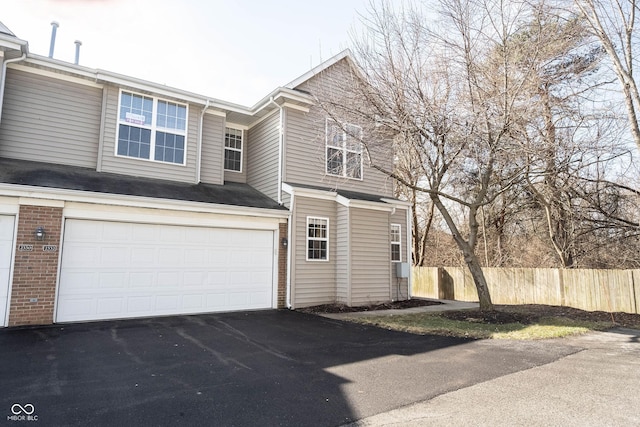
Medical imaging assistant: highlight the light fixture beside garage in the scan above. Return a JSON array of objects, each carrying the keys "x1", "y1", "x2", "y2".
[
  {"x1": 35, "y1": 226, "x2": 46, "y2": 241},
  {"x1": 281, "y1": 237, "x2": 288, "y2": 247}
]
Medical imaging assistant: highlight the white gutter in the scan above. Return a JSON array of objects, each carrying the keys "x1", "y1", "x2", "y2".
[
  {"x1": 269, "y1": 97, "x2": 284, "y2": 204},
  {"x1": 0, "y1": 53, "x2": 26, "y2": 124},
  {"x1": 196, "y1": 100, "x2": 210, "y2": 183}
]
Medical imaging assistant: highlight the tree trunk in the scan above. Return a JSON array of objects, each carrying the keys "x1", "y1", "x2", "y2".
[
  {"x1": 431, "y1": 195, "x2": 494, "y2": 311},
  {"x1": 465, "y1": 251, "x2": 494, "y2": 311}
]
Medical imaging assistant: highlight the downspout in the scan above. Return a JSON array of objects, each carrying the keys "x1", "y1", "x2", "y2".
[
  {"x1": 196, "y1": 100, "x2": 210, "y2": 183},
  {"x1": 286, "y1": 192, "x2": 294, "y2": 309},
  {"x1": 0, "y1": 53, "x2": 27, "y2": 125},
  {"x1": 268, "y1": 97, "x2": 289, "y2": 305},
  {"x1": 268, "y1": 97, "x2": 284, "y2": 204}
]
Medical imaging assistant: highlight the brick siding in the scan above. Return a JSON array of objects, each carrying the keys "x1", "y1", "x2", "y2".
[{"x1": 8, "y1": 205, "x2": 63, "y2": 326}]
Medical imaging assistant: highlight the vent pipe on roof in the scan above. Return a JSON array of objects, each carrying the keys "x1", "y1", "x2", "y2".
[
  {"x1": 74, "y1": 40, "x2": 82, "y2": 65},
  {"x1": 48, "y1": 21, "x2": 59, "y2": 58}
]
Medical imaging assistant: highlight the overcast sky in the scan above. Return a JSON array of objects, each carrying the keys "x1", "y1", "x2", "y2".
[{"x1": 2, "y1": 0, "x2": 371, "y2": 106}]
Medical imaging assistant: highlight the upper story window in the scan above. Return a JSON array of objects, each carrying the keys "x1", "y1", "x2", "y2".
[
  {"x1": 117, "y1": 91, "x2": 187, "y2": 165},
  {"x1": 307, "y1": 217, "x2": 329, "y2": 261},
  {"x1": 326, "y1": 119, "x2": 363, "y2": 179},
  {"x1": 224, "y1": 127, "x2": 243, "y2": 172},
  {"x1": 391, "y1": 224, "x2": 402, "y2": 262}
]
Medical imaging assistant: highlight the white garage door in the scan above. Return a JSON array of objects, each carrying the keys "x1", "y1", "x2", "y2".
[
  {"x1": 56, "y1": 219, "x2": 275, "y2": 322},
  {"x1": 0, "y1": 215, "x2": 15, "y2": 327}
]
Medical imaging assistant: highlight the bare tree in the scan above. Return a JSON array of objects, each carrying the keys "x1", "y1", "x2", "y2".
[
  {"x1": 506, "y1": 9, "x2": 607, "y2": 267},
  {"x1": 316, "y1": 0, "x2": 559, "y2": 311},
  {"x1": 393, "y1": 132, "x2": 435, "y2": 266},
  {"x1": 573, "y1": 0, "x2": 640, "y2": 152}
]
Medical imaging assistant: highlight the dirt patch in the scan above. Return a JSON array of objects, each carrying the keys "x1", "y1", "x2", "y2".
[
  {"x1": 299, "y1": 299, "x2": 442, "y2": 314},
  {"x1": 301, "y1": 301, "x2": 640, "y2": 329},
  {"x1": 441, "y1": 304, "x2": 640, "y2": 328}
]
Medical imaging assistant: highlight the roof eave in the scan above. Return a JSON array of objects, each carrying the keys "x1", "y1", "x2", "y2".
[{"x1": 0, "y1": 33, "x2": 29, "y2": 54}]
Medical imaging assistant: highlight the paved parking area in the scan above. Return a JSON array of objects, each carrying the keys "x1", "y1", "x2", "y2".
[
  {"x1": 351, "y1": 328, "x2": 640, "y2": 426},
  {"x1": 0, "y1": 310, "x2": 581, "y2": 426}
]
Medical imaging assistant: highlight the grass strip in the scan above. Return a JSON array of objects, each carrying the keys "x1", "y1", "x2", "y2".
[{"x1": 347, "y1": 313, "x2": 614, "y2": 340}]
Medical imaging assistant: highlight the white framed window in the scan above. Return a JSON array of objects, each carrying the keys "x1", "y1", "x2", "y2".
[
  {"x1": 326, "y1": 119, "x2": 363, "y2": 179},
  {"x1": 307, "y1": 217, "x2": 329, "y2": 261},
  {"x1": 224, "y1": 127, "x2": 243, "y2": 172},
  {"x1": 391, "y1": 224, "x2": 402, "y2": 262},
  {"x1": 116, "y1": 90, "x2": 188, "y2": 165}
]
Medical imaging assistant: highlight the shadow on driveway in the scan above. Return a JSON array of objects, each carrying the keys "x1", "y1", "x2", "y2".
[{"x1": 0, "y1": 310, "x2": 579, "y2": 426}]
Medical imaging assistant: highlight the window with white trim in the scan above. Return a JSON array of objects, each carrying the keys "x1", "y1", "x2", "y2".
[
  {"x1": 326, "y1": 119, "x2": 363, "y2": 179},
  {"x1": 307, "y1": 217, "x2": 329, "y2": 261},
  {"x1": 224, "y1": 127, "x2": 243, "y2": 172},
  {"x1": 391, "y1": 224, "x2": 402, "y2": 262},
  {"x1": 117, "y1": 91, "x2": 187, "y2": 165}
]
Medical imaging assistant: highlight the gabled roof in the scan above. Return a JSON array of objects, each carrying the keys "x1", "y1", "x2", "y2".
[
  {"x1": 0, "y1": 157, "x2": 286, "y2": 211},
  {"x1": 1, "y1": 24, "x2": 353, "y2": 126},
  {"x1": 284, "y1": 49, "x2": 354, "y2": 90},
  {"x1": 0, "y1": 22, "x2": 16, "y2": 37}
]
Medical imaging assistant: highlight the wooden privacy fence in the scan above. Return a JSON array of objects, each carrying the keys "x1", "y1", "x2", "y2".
[{"x1": 412, "y1": 267, "x2": 640, "y2": 314}]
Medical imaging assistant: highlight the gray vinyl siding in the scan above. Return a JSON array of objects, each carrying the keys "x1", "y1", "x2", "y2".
[
  {"x1": 336, "y1": 204, "x2": 350, "y2": 304},
  {"x1": 280, "y1": 192, "x2": 291, "y2": 210},
  {"x1": 291, "y1": 196, "x2": 336, "y2": 308},
  {"x1": 286, "y1": 60, "x2": 393, "y2": 197},
  {"x1": 391, "y1": 207, "x2": 410, "y2": 300},
  {"x1": 200, "y1": 114, "x2": 224, "y2": 185},
  {"x1": 247, "y1": 111, "x2": 279, "y2": 200},
  {"x1": 0, "y1": 68, "x2": 101, "y2": 168},
  {"x1": 99, "y1": 85, "x2": 199, "y2": 183},
  {"x1": 350, "y1": 208, "x2": 392, "y2": 306}
]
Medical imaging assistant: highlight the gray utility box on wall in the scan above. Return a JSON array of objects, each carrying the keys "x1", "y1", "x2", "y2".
[{"x1": 395, "y1": 262, "x2": 410, "y2": 278}]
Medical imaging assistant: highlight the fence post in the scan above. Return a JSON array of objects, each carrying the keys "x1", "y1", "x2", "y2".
[
  {"x1": 557, "y1": 268, "x2": 565, "y2": 307},
  {"x1": 631, "y1": 270, "x2": 638, "y2": 315}
]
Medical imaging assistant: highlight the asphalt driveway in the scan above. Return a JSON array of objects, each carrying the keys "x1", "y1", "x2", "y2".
[{"x1": 0, "y1": 310, "x2": 579, "y2": 426}]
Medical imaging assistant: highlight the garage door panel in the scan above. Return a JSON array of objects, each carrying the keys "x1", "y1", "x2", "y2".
[
  {"x1": 57, "y1": 220, "x2": 275, "y2": 322},
  {"x1": 64, "y1": 220, "x2": 99, "y2": 241},
  {"x1": 156, "y1": 295, "x2": 180, "y2": 311},
  {"x1": 132, "y1": 224, "x2": 156, "y2": 241},
  {"x1": 158, "y1": 272, "x2": 181, "y2": 287},
  {"x1": 208, "y1": 249, "x2": 229, "y2": 264},
  {"x1": 251, "y1": 291, "x2": 271, "y2": 305},
  {"x1": 182, "y1": 294, "x2": 205, "y2": 310},
  {"x1": 131, "y1": 247, "x2": 155, "y2": 264},
  {"x1": 100, "y1": 246, "x2": 129, "y2": 266},
  {"x1": 59, "y1": 271, "x2": 97, "y2": 291},
  {"x1": 59, "y1": 297, "x2": 97, "y2": 318},
  {"x1": 207, "y1": 272, "x2": 228, "y2": 285},
  {"x1": 97, "y1": 297, "x2": 124, "y2": 315},
  {"x1": 185, "y1": 249, "x2": 206, "y2": 265},
  {"x1": 61, "y1": 245, "x2": 98, "y2": 266},
  {"x1": 183, "y1": 272, "x2": 205, "y2": 286},
  {"x1": 127, "y1": 296, "x2": 153, "y2": 314},
  {"x1": 100, "y1": 273, "x2": 127, "y2": 289},
  {"x1": 103, "y1": 222, "x2": 131, "y2": 240},
  {"x1": 206, "y1": 293, "x2": 227, "y2": 308}
]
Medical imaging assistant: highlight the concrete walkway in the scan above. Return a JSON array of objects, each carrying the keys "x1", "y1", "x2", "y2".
[{"x1": 348, "y1": 327, "x2": 640, "y2": 426}]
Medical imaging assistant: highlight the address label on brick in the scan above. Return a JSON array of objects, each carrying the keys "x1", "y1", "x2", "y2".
[
  {"x1": 18, "y1": 244, "x2": 34, "y2": 252},
  {"x1": 42, "y1": 245, "x2": 58, "y2": 252}
]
